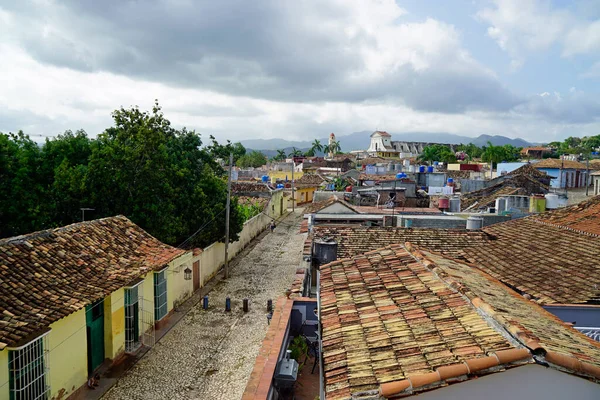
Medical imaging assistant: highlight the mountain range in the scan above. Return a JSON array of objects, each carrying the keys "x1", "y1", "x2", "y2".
[{"x1": 241, "y1": 131, "x2": 532, "y2": 155}]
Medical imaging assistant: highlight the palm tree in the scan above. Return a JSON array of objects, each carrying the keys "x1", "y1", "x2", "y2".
[
  {"x1": 274, "y1": 149, "x2": 286, "y2": 161},
  {"x1": 328, "y1": 140, "x2": 341, "y2": 155},
  {"x1": 311, "y1": 139, "x2": 323, "y2": 155},
  {"x1": 288, "y1": 147, "x2": 302, "y2": 157},
  {"x1": 417, "y1": 146, "x2": 439, "y2": 165},
  {"x1": 482, "y1": 141, "x2": 505, "y2": 171}
]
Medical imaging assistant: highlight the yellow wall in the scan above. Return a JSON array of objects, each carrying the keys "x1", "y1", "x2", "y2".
[
  {"x1": 104, "y1": 288, "x2": 125, "y2": 359},
  {"x1": 296, "y1": 187, "x2": 316, "y2": 204},
  {"x1": 167, "y1": 252, "x2": 194, "y2": 310},
  {"x1": 48, "y1": 308, "x2": 88, "y2": 399},
  {"x1": 269, "y1": 171, "x2": 303, "y2": 182},
  {"x1": 0, "y1": 349, "x2": 8, "y2": 400}
]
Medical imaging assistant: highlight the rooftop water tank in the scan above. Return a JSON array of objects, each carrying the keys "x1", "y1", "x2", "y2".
[
  {"x1": 276, "y1": 183, "x2": 284, "y2": 189},
  {"x1": 449, "y1": 197, "x2": 461, "y2": 213},
  {"x1": 466, "y1": 216, "x2": 484, "y2": 230},
  {"x1": 427, "y1": 166, "x2": 434, "y2": 173},
  {"x1": 447, "y1": 178, "x2": 454, "y2": 183},
  {"x1": 545, "y1": 193, "x2": 559, "y2": 209},
  {"x1": 495, "y1": 197, "x2": 507, "y2": 213},
  {"x1": 403, "y1": 159, "x2": 410, "y2": 168},
  {"x1": 438, "y1": 198, "x2": 450, "y2": 209},
  {"x1": 408, "y1": 165, "x2": 416, "y2": 173},
  {"x1": 261, "y1": 175, "x2": 269, "y2": 183},
  {"x1": 313, "y1": 238, "x2": 338, "y2": 266},
  {"x1": 419, "y1": 165, "x2": 426, "y2": 173}
]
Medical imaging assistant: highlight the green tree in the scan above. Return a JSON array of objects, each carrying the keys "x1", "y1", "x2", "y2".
[
  {"x1": 304, "y1": 148, "x2": 315, "y2": 157},
  {"x1": 311, "y1": 139, "x2": 324, "y2": 155},
  {"x1": 481, "y1": 141, "x2": 506, "y2": 168},
  {"x1": 206, "y1": 136, "x2": 246, "y2": 164},
  {"x1": 288, "y1": 147, "x2": 302, "y2": 157},
  {"x1": 328, "y1": 140, "x2": 341, "y2": 155},
  {"x1": 237, "y1": 150, "x2": 268, "y2": 168},
  {"x1": 0, "y1": 131, "x2": 50, "y2": 237},
  {"x1": 273, "y1": 149, "x2": 287, "y2": 161},
  {"x1": 418, "y1": 144, "x2": 455, "y2": 164}
]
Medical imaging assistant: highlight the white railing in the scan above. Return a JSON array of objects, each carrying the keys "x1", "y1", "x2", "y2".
[{"x1": 575, "y1": 327, "x2": 600, "y2": 342}]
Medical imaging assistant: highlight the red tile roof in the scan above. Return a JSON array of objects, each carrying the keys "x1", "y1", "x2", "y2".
[
  {"x1": 461, "y1": 217, "x2": 600, "y2": 304},
  {"x1": 310, "y1": 226, "x2": 493, "y2": 259},
  {"x1": 534, "y1": 159, "x2": 587, "y2": 169},
  {"x1": 0, "y1": 216, "x2": 186, "y2": 348},
  {"x1": 320, "y1": 244, "x2": 600, "y2": 399},
  {"x1": 531, "y1": 195, "x2": 600, "y2": 236}
]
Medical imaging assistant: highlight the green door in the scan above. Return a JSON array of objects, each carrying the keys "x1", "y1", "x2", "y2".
[{"x1": 86, "y1": 300, "x2": 105, "y2": 374}]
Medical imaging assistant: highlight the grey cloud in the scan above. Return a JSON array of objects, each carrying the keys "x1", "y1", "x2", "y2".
[
  {"x1": 1, "y1": 0, "x2": 520, "y2": 114},
  {"x1": 514, "y1": 92, "x2": 600, "y2": 124}
]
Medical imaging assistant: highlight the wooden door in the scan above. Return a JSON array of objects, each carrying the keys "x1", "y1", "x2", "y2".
[
  {"x1": 193, "y1": 261, "x2": 200, "y2": 291},
  {"x1": 86, "y1": 300, "x2": 105, "y2": 374}
]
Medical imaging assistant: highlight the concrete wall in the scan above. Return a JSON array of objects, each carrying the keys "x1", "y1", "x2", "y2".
[
  {"x1": 460, "y1": 179, "x2": 487, "y2": 193},
  {"x1": 48, "y1": 308, "x2": 88, "y2": 399},
  {"x1": 399, "y1": 216, "x2": 467, "y2": 229},
  {"x1": 195, "y1": 192, "x2": 283, "y2": 288},
  {"x1": 168, "y1": 252, "x2": 194, "y2": 309}
]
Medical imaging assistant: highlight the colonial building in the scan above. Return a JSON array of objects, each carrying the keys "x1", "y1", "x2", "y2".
[{"x1": 367, "y1": 131, "x2": 455, "y2": 159}]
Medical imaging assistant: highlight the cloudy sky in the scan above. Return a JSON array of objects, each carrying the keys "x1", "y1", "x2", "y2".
[{"x1": 1, "y1": 0, "x2": 599, "y2": 143}]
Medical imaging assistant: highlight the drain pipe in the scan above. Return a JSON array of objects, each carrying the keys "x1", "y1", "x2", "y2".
[{"x1": 317, "y1": 268, "x2": 325, "y2": 400}]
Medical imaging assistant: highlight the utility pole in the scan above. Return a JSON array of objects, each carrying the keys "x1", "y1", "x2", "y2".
[
  {"x1": 586, "y1": 153, "x2": 590, "y2": 196},
  {"x1": 224, "y1": 152, "x2": 233, "y2": 279},
  {"x1": 291, "y1": 158, "x2": 295, "y2": 212}
]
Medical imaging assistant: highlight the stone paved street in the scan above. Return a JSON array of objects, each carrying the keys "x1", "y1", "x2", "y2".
[{"x1": 103, "y1": 210, "x2": 305, "y2": 400}]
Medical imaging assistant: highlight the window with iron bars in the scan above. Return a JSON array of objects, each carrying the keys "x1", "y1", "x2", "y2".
[
  {"x1": 154, "y1": 269, "x2": 168, "y2": 321},
  {"x1": 9, "y1": 334, "x2": 50, "y2": 400},
  {"x1": 125, "y1": 283, "x2": 141, "y2": 353}
]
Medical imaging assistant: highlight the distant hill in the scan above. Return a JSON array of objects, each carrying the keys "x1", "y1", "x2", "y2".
[{"x1": 241, "y1": 132, "x2": 531, "y2": 154}]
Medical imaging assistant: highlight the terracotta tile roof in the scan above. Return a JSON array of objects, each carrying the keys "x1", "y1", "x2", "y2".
[
  {"x1": 302, "y1": 196, "x2": 359, "y2": 215},
  {"x1": 320, "y1": 245, "x2": 516, "y2": 399},
  {"x1": 358, "y1": 157, "x2": 387, "y2": 165},
  {"x1": 530, "y1": 195, "x2": 600, "y2": 236},
  {"x1": 311, "y1": 226, "x2": 493, "y2": 259},
  {"x1": 534, "y1": 158, "x2": 587, "y2": 169},
  {"x1": 320, "y1": 244, "x2": 600, "y2": 398},
  {"x1": 461, "y1": 174, "x2": 548, "y2": 211},
  {"x1": 460, "y1": 217, "x2": 600, "y2": 304},
  {"x1": 232, "y1": 182, "x2": 271, "y2": 194},
  {"x1": 508, "y1": 163, "x2": 551, "y2": 178},
  {"x1": 417, "y1": 249, "x2": 600, "y2": 371},
  {"x1": 0, "y1": 216, "x2": 186, "y2": 348},
  {"x1": 294, "y1": 173, "x2": 325, "y2": 188}
]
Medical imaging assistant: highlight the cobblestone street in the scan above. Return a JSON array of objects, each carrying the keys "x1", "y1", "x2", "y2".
[{"x1": 103, "y1": 210, "x2": 305, "y2": 400}]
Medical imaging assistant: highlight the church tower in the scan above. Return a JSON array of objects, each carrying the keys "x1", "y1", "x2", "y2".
[{"x1": 328, "y1": 132, "x2": 336, "y2": 159}]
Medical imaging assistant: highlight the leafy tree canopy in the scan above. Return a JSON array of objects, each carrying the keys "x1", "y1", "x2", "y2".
[
  {"x1": 0, "y1": 101, "x2": 244, "y2": 248},
  {"x1": 237, "y1": 150, "x2": 268, "y2": 168}
]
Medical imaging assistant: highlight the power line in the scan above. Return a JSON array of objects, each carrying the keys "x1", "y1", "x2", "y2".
[{"x1": 177, "y1": 208, "x2": 226, "y2": 249}]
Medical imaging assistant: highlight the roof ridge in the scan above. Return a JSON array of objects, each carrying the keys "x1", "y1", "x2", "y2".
[
  {"x1": 379, "y1": 348, "x2": 532, "y2": 398},
  {"x1": 0, "y1": 215, "x2": 131, "y2": 245}
]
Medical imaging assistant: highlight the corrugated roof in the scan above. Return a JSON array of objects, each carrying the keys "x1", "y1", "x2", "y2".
[{"x1": 0, "y1": 216, "x2": 186, "y2": 348}]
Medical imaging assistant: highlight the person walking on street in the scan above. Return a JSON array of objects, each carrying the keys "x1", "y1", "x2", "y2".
[{"x1": 270, "y1": 220, "x2": 276, "y2": 232}]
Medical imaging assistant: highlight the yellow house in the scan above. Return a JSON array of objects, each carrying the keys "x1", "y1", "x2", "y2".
[
  {"x1": 293, "y1": 174, "x2": 325, "y2": 205},
  {"x1": 0, "y1": 216, "x2": 191, "y2": 400}
]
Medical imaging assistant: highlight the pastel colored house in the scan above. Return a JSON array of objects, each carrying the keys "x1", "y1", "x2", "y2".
[
  {"x1": 533, "y1": 158, "x2": 589, "y2": 189},
  {"x1": 0, "y1": 216, "x2": 192, "y2": 399},
  {"x1": 592, "y1": 171, "x2": 600, "y2": 196},
  {"x1": 293, "y1": 174, "x2": 325, "y2": 205}
]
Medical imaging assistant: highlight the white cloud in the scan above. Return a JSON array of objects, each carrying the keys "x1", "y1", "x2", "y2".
[
  {"x1": 477, "y1": 0, "x2": 600, "y2": 65},
  {"x1": 581, "y1": 61, "x2": 600, "y2": 79}
]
